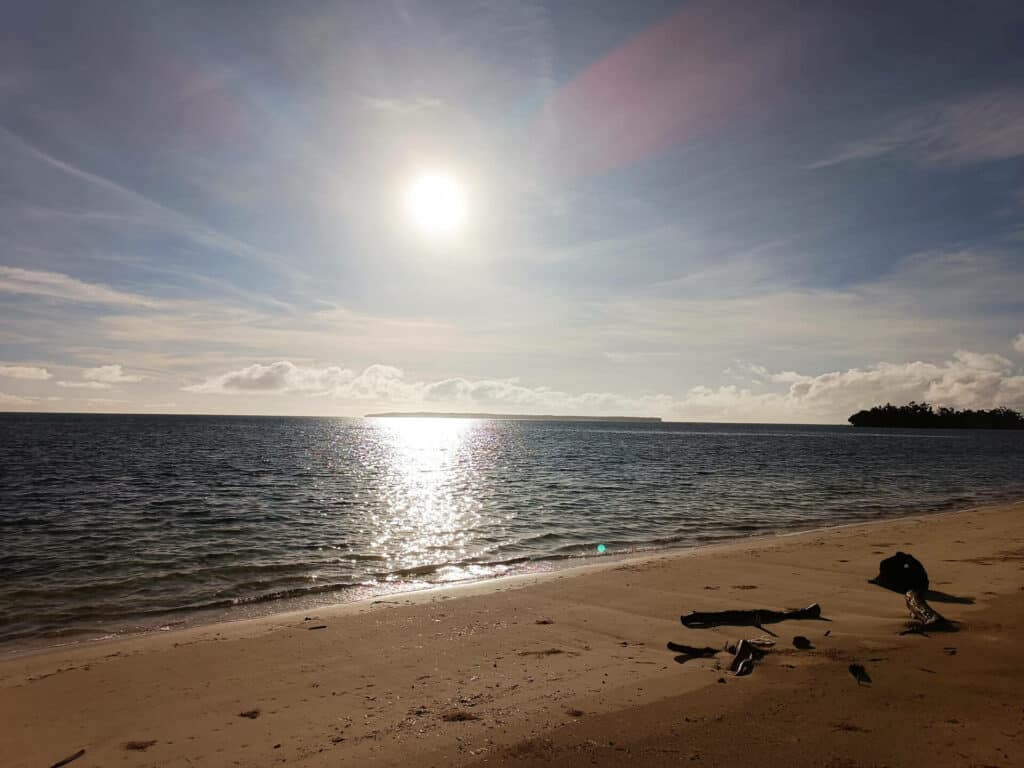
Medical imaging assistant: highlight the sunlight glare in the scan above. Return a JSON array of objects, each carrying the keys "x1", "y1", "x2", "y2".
[
  {"x1": 366, "y1": 418, "x2": 480, "y2": 575},
  {"x1": 405, "y1": 171, "x2": 467, "y2": 236}
]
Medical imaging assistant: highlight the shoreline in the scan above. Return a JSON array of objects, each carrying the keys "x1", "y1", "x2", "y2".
[
  {"x1": 4, "y1": 498, "x2": 1024, "y2": 766},
  {"x1": 5, "y1": 492, "x2": 1023, "y2": 660}
]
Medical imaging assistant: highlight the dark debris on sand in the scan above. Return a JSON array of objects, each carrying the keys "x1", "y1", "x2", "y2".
[
  {"x1": 441, "y1": 709, "x2": 481, "y2": 722},
  {"x1": 124, "y1": 740, "x2": 157, "y2": 751}
]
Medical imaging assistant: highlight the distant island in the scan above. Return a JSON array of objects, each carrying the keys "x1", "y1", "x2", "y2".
[
  {"x1": 849, "y1": 402, "x2": 1024, "y2": 429},
  {"x1": 365, "y1": 412, "x2": 662, "y2": 423}
]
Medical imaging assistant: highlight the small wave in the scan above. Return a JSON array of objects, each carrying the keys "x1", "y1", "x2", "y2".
[{"x1": 150, "y1": 580, "x2": 366, "y2": 614}]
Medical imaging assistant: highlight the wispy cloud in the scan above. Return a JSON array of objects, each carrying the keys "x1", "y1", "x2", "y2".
[
  {"x1": 0, "y1": 126, "x2": 289, "y2": 274},
  {"x1": 0, "y1": 364, "x2": 52, "y2": 380},
  {"x1": 0, "y1": 391, "x2": 40, "y2": 406},
  {"x1": 0, "y1": 266, "x2": 160, "y2": 308},
  {"x1": 57, "y1": 380, "x2": 111, "y2": 390},
  {"x1": 363, "y1": 96, "x2": 443, "y2": 114},
  {"x1": 1015, "y1": 334, "x2": 1024, "y2": 355},
  {"x1": 809, "y1": 87, "x2": 1024, "y2": 170}
]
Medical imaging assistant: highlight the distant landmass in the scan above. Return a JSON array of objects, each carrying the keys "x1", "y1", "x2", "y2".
[
  {"x1": 849, "y1": 402, "x2": 1024, "y2": 429},
  {"x1": 365, "y1": 411, "x2": 662, "y2": 423}
]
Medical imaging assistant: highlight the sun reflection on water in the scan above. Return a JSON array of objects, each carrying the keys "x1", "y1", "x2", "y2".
[{"x1": 366, "y1": 418, "x2": 489, "y2": 580}]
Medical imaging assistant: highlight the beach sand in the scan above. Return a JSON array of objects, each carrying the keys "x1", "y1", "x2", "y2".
[{"x1": 3, "y1": 501, "x2": 1023, "y2": 767}]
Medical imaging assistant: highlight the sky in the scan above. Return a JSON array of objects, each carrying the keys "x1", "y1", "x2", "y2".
[{"x1": 1, "y1": 0, "x2": 1023, "y2": 423}]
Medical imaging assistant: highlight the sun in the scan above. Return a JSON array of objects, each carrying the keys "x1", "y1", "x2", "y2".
[{"x1": 405, "y1": 171, "x2": 467, "y2": 236}]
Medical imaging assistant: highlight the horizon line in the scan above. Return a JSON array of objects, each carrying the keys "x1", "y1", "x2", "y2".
[{"x1": 0, "y1": 409, "x2": 850, "y2": 426}]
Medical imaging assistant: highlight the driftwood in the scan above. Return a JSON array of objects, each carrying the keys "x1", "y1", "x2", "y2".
[
  {"x1": 903, "y1": 590, "x2": 956, "y2": 633},
  {"x1": 50, "y1": 749, "x2": 85, "y2": 768},
  {"x1": 666, "y1": 641, "x2": 719, "y2": 664},
  {"x1": 681, "y1": 603, "x2": 822, "y2": 629},
  {"x1": 666, "y1": 641, "x2": 718, "y2": 657}
]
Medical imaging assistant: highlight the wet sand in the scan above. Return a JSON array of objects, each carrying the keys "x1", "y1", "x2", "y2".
[{"x1": 2, "y1": 500, "x2": 1023, "y2": 767}]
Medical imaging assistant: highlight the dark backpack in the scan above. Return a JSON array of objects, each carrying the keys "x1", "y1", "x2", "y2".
[{"x1": 869, "y1": 551, "x2": 929, "y2": 594}]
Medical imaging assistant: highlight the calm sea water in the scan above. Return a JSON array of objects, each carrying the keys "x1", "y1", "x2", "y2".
[{"x1": 2, "y1": 414, "x2": 1022, "y2": 648}]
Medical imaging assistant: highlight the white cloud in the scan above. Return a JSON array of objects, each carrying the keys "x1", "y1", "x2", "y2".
[
  {"x1": 698, "y1": 349, "x2": 1024, "y2": 421},
  {"x1": 0, "y1": 266, "x2": 160, "y2": 308},
  {"x1": 82, "y1": 364, "x2": 144, "y2": 383},
  {"x1": 1015, "y1": 334, "x2": 1024, "y2": 355},
  {"x1": 55, "y1": 364, "x2": 145, "y2": 391},
  {"x1": 184, "y1": 361, "x2": 413, "y2": 400},
  {"x1": 0, "y1": 364, "x2": 52, "y2": 380},
  {"x1": 363, "y1": 96, "x2": 443, "y2": 114},
  {"x1": 184, "y1": 344, "x2": 1024, "y2": 423},
  {"x1": 0, "y1": 391, "x2": 39, "y2": 406},
  {"x1": 57, "y1": 380, "x2": 112, "y2": 390},
  {"x1": 184, "y1": 361, "x2": 350, "y2": 394}
]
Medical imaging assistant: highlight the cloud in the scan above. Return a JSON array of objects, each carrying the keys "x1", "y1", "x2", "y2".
[
  {"x1": 1015, "y1": 334, "x2": 1024, "y2": 355},
  {"x1": 810, "y1": 87, "x2": 1024, "y2": 170},
  {"x1": 0, "y1": 266, "x2": 160, "y2": 308},
  {"x1": 704, "y1": 349, "x2": 1024, "y2": 421},
  {"x1": 184, "y1": 361, "x2": 350, "y2": 394},
  {"x1": 82, "y1": 364, "x2": 144, "y2": 383},
  {"x1": 0, "y1": 127, "x2": 286, "y2": 275},
  {"x1": 363, "y1": 96, "x2": 443, "y2": 114},
  {"x1": 0, "y1": 391, "x2": 39, "y2": 406},
  {"x1": 184, "y1": 361, "x2": 412, "y2": 400},
  {"x1": 184, "y1": 344, "x2": 1024, "y2": 423},
  {"x1": 929, "y1": 88, "x2": 1024, "y2": 166},
  {"x1": 0, "y1": 364, "x2": 52, "y2": 380},
  {"x1": 57, "y1": 380, "x2": 112, "y2": 390},
  {"x1": 54, "y1": 364, "x2": 145, "y2": 391}
]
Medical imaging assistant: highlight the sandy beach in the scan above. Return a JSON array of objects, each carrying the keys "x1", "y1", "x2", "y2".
[{"x1": 3, "y1": 500, "x2": 1023, "y2": 768}]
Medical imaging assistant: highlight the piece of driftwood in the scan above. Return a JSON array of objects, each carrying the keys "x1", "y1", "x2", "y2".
[
  {"x1": 666, "y1": 641, "x2": 718, "y2": 656},
  {"x1": 50, "y1": 749, "x2": 85, "y2": 768},
  {"x1": 903, "y1": 590, "x2": 956, "y2": 632},
  {"x1": 666, "y1": 641, "x2": 719, "y2": 664},
  {"x1": 681, "y1": 603, "x2": 822, "y2": 629}
]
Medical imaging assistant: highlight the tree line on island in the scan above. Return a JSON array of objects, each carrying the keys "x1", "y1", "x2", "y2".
[{"x1": 849, "y1": 401, "x2": 1024, "y2": 429}]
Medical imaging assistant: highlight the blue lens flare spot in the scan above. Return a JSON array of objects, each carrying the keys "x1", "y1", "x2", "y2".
[{"x1": 597, "y1": 544, "x2": 606, "y2": 554}]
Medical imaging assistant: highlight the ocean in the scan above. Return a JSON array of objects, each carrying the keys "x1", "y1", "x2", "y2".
[{"x1": 2, "y1": 413, "x2": 1022, "y2": 648}]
